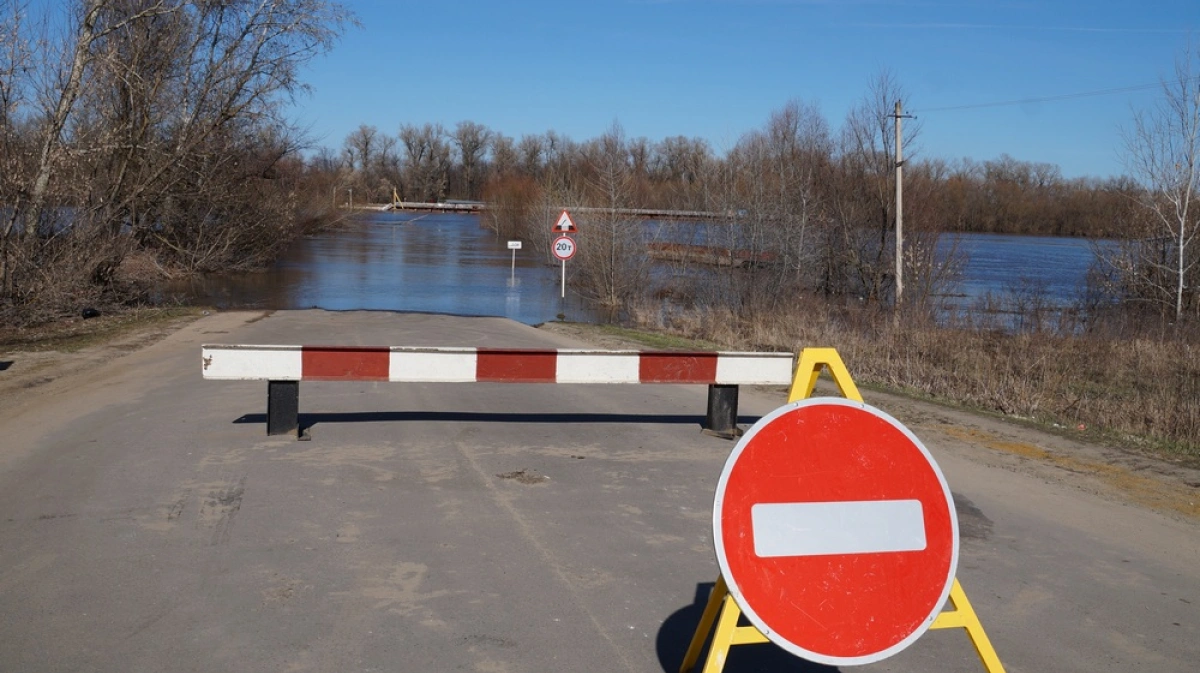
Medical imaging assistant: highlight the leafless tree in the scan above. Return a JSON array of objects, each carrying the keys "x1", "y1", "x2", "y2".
[
  {"x1": 833, "y1": 71, "x2": 921, "y2": 303},
  {"x1": 572, "y1": 123, "x2": 650, "y2": 307},
  {"x1": 489, "y1": 133, "x2": 517, "y2": 178},
  {"x1": 1116, "y1": 45, "x2": 1200, "y2": 321},
  {"x1": 343, "y1": 124, "x2": 380, "y2": 172},
  {"x1": 452, "y1": 120, "x2": 491, "y2": 200},
  {"x1": 517, "y1": 134, "x2": 545, "y2": 178},
  {"x1": 399, "y1": 122, "x2": 450, "y2": 202}
]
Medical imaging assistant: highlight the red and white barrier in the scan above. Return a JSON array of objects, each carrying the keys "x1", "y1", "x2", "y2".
[
  {"x1": 201, "y1": 345, "x2": 795, "y2": 438},
  {"x1": 201, "y1": 345, "x2": 794, "y2": 385}
]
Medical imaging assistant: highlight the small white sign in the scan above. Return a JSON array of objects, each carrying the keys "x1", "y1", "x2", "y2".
[{"x1": 507, "y1": 240, "x2": 522, "y2": 250}]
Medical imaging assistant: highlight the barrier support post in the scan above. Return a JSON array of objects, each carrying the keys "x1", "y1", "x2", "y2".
[
  {"x1": 267, "y1": 381, "x2": 299, "y2": 436},
  {"x1": 704, "y1": 384, "x2": 740, "y2": 438}
]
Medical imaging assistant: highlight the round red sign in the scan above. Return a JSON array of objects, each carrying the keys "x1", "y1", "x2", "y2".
[{"x1": 713, "y1": 397, "x2": 958, "y2": 665}]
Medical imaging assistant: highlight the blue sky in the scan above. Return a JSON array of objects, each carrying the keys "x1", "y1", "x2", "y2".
[{"x1": 293, "y1": 0, "x2": 1198, "y2": 179}]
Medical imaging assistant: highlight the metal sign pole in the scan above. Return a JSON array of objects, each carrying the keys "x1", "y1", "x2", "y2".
[
  {"x1": 511, "y1": 249, "x2": 516, "y2": 281},
  {"x1": 561, "y1": 259, "x2": 566, "y2": 298}
]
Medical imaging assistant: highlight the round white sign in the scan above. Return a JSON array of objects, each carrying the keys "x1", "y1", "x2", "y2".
[{"x1": 552, "y1": 235, "x2": 576, "y2": 261}]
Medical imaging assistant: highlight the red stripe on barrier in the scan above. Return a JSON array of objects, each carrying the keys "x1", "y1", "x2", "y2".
[
  {"x1": 302, "y1": 346, "x2": 390, "y2": 381},
  {"x1": 639, "y1": 352, "x2": 719, "y2": 383},
  {"x1": 476, "y1": 349, "x2": 557, "y2": 383}
]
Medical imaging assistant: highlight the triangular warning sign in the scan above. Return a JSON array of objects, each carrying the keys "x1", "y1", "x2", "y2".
[{"x1": 553, "y1": 209, "x2": 577, "y2": 233}]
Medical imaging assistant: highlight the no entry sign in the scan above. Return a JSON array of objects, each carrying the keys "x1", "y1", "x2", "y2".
[{"x1": 713, "y1": 397, "x2": 959, "y2": 666}]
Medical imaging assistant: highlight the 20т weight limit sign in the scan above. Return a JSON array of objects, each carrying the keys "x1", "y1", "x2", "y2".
[
  {"x1": 552, "y1": 235, "x2": 576, "y2": 261},
  {"x1": 552, "y1": 235, "x2": 576, "y2": 298}
]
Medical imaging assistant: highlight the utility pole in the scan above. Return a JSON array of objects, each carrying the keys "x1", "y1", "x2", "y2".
[{"x1": 892, "y1": 100, "x2": 915, "y2": 322}]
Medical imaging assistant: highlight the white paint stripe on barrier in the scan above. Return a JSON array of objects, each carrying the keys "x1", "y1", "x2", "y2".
[
  {"x1": 716, "y1": 352, "x2": 796, "y2": 385},
  {"x1": 202, "y1": 345, "x2": 302, "y2": 381},
  {"x1": 750, "y1": 500, "x2": 927, "y2": 558},
  {"x1": 556, "y1": 351, "x2": 641, "y2": 383},
  {"x1": 389, "y1": 348, "x2": 477, "y2": 382}
]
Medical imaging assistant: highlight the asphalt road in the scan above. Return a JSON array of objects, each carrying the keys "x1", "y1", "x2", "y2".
[{"x1": 1, "y1": 310, "x2": 1196, "y2": 672}]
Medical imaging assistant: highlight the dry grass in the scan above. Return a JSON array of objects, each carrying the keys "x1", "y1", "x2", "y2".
[{"x1": 626, "y1": 299, "x2": 1200, "y2": 461}]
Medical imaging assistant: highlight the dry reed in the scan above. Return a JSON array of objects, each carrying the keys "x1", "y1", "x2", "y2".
[{"x1": 628, "y1": 298, "x2": 1200, "y2": 460}]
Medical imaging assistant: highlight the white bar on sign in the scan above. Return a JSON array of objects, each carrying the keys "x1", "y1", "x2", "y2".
[
  {"x1": 202, "y1": 346, "x2": 302, "y2": 380},
  {"x1": 389, "y1": 349, "x2": 477, "y2": 382},
  {"x1": 715, "y1": 352, "x2": 794, "y2": 385},
  {"x1": 556, "y1": 351, "x2": 640, "y2": 383},
  {"x1": 751, "y1": 500, "x2": 926, "y2": 558}
]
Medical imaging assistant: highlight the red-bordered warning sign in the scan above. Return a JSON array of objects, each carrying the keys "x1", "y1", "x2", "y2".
[
  {"x1": 551, "y1": 235, "x2": 576, "y2": 261},
  {"x1": 713, "y1": 397, "x2": 959, "y2": 666},
  {"x1": 552, "y1": 209, "x2": 577, "y2": 233}
]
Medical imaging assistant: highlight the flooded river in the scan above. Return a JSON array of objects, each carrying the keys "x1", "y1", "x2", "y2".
[
  {"x1": 169, "y1": 212, "x2": 600, "y2": 324},
  {"x1": 169, "y1": 212, "x2": 1103, "y2": 324}
]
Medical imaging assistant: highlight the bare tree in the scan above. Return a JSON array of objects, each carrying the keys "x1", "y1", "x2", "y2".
[
  {"x1": 573, "y1": 123, "x2": 650, "y2": 307},
  {"x1": 489, "y1": 133, "x2": 517, "y2": 178},
  {"x1": 833, "y1": 71, "x2": 921, "y2": 303},
  {"x1": 399, "y1": 122, "x2": 450, "y2": 202},
  {"x1": 343, "y1": 124, "x2": 379, "y2": 172},
  {"x1": 452, "y1": 120, "x2": 491, "y2": 200},
  {"x1": 1118, "y1": 45, "x2": 1200, "y2": 321},
  {"x1": 0, "y1": 0, "x2": 34, "y2": 296},
  {"x1": 517, "y1": 134, "x2": 545, "y2": 178}
]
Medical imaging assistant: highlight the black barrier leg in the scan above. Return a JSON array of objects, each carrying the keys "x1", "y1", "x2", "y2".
[
  {"x1": 267, "y1": 381, "x2": 299, "y2": 436},
  {"x1": 704, "y1": 384, "x2": 741, "y2": 439}
]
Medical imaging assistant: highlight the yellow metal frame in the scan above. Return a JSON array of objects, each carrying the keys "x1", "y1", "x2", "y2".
[{"x1": 682, "y1": 347, "x2": 1006, "y2": 673}]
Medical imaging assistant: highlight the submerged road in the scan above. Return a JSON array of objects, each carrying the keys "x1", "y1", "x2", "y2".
[{"x1": 0, "y1": 310, "x2": 1196, "y2": 672}]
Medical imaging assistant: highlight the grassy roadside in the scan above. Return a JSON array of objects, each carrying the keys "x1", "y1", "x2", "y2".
[{"x1": 545, "y1": 313, "x2": 1200, "y2": 468}]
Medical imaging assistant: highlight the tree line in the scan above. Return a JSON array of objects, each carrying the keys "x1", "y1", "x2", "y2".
[
  {"x1": 331, "y1": 115, "x2": 1141, "y2": 241},
  {"x1": 327, "y1": 71, "x2": 1194, "y2": 323}
]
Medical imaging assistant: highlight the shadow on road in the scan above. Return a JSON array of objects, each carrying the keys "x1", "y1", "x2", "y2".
[
  {"x1": 658, "y1": 583, "x2": 841, "y2": 673},
  {"x1": 233, "y1": 411, "x2": 763, "y2": 435},
  {"x1": 0, "y1": 361, "x2": 11, "y2": 371}
]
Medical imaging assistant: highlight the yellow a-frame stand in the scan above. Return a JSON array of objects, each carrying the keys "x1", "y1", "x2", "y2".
[{"x1": 680, "y1": 348, "x2": 1006, "y2": 673}]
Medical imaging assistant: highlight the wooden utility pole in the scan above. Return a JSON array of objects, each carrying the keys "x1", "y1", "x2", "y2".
[{"x1": 892, "y1": 100, "x2": 914, "y2": 321}]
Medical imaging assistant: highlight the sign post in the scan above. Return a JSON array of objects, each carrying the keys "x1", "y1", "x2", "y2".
[
  {"x1": 507, "y1": 240, "x2": 522, "y2": 282},
  {"x1": 551, "y1": 235, "x2": 576, "y2": 299}
]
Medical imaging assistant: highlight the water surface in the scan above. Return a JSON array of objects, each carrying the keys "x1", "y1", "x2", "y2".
[
  {"x1": 169, "y1": 212, "x2": 598, "y2": 324},
  {"x1": 170, "y1": 212, "x2": 1106, "y2": 323}
]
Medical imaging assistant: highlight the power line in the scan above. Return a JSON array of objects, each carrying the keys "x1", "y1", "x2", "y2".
[{"x1": 919, "y1": 81, "x2": 1168, "y2": 113}]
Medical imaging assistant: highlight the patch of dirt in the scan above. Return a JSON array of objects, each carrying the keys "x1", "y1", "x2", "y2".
[
  {"x1": 537, "y1": 321, "x2": 650, "y2": 351},
  {"x1": 538, "y1": 321, "x2": 1200, "y2": 523},
  {"x1": 496, "y1": 469, "x2": 549, "y2": 485},
  {"x1": 0, "y1": 310, "x2": 208, "y2": 416}
]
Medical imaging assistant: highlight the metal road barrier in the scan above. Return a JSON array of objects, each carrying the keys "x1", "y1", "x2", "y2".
[{"x1": 201, "y1": 345, "x2": 796, "y2": 438}]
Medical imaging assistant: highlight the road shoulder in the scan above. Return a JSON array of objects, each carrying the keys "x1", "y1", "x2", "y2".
[{"x1": 537, "y1": 320, "x2": 1200, "y2": 525}]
